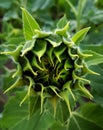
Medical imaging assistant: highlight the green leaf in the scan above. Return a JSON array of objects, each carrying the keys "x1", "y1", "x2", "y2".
[
  {"x1": 55, "y1": 16, "x2": 70, "y2": 36},
  {"x1": 90, "y1": 11, "x2": 103, "y2": 24},
  {"x1": 0, "y1": 67, "x2": 15, "y2": 91},
  {"x1": 60, "y1": 90, "x2": 71, "y2": 114},
  {"x1": 55, "y1": 100, "x2": 70, "y2": 125},
  {"x1": 32, "y1": 40, "x2": 47, "y2": 61},
  {"x1": 20, "y1": 76, "x2": 34, "y2": 106},
  {"x1": 84, "y1": 50, "x2": 103, "y2": 66},
  {"x1": 3, "y1": 10, "x2": 19, "y2": 21},
  {"x1": 72, "y1": 27, "x2": 90, "y2": 45},
  {"x1": 4, "y1": 78, "x2": 24, "y2": 94},
  {"x1": 0, "y1": 55, "x2": 8, "y2": 66},
  {"x1": 80, "y1": 44, "x2": 103, "y2": 55},
  {"x1": 68, "y1": 112, "x2": 103, "y2": 130},
  {"x1": 50, "y1": 122, "x2": 66, "y2": 130},
  {"x1": 0, "y1": 0, "x2": 12, "y2": 9},
  {"x1": 0, "y1": 93, "x2": 55, "y2": 130},
  {"x1": 21, "y1": 8, "x2": 40, "y2": 40},
  {"x1": 78, "y1": 103, "x2": 103, "y2": 127},
  {"x1": 79, "y1": 44, "x2": 103, "y2": 105},
  {"x1": 10, "y1": 109, "x2": 55, "y2": 130},
  {"x1": 0, "y1": 92, "x2": 28, "y2": 129},
  {"x1": 55, "y1": 22, "x2": 69, "y2": 36},
  {"x1": 31, "y1": 0, "x2": 52, "y2": 11},
  {"x1": 57, "y1": 15, "x2": 67, "y2": 29},
  {"x1": 80, "y1": 44, "x2": 103, "y2": 66},
  {"x1": 86, "y1": 63, "x2": 103, "y2": 106},
  {"x1": 1, "y1": 45, "x2": 23, "y2": 62},
  {"x1": 21, "y1": 40, "x2": 36, "y2": 56},
  {"x1": 28, "y1": 94, "x2": 41, "y2": 118}
]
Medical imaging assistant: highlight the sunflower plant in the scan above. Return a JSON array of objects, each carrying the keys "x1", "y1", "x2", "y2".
[{"x1": 1, "y1": 8, "x2": 103, "y2": 130}]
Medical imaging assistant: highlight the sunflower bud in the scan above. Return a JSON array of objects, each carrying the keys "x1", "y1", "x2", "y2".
[{"x1": 1, "y1": 8, "x2": 97, "y2": 117}]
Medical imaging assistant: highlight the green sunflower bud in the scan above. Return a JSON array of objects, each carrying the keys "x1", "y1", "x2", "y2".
[{"x1": 1, "y1": 8, "x2": 98, "y2": 117}]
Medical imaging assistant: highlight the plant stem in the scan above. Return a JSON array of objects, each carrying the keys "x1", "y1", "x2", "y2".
[
  {"x1": 76, "y1": 0, "x2": 87, "y2": 31},
  {"x1": 65, "y1": 0, "x2": 77, "y2": 17},
  {"x1": 65, "y1": 0, "x2": 87, "y2": 31}
]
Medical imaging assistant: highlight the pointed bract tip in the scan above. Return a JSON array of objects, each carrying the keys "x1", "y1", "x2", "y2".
[{"x1": 20, "y1": 7, "x2": 24, "y2": 10}]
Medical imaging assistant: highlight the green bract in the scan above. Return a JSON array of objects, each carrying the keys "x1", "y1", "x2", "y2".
[{"x1": 1, "y1": 8, "x2": 98, "y2": 117}]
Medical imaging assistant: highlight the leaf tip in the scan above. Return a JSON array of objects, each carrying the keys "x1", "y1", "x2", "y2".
[
  {"x1": 86, "y1": 27, "x2": 91, "y2": 32},
  {"x1": 20, "y1": 7, "x2": 24, "y2": 11},
  {"x1": 3, "y1": 90, "x2": 7, "y2": 94}
]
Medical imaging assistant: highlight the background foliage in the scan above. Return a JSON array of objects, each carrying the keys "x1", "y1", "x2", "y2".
[{"x1": 0, "y1": 0, "x2": 103, "y2": 130}]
